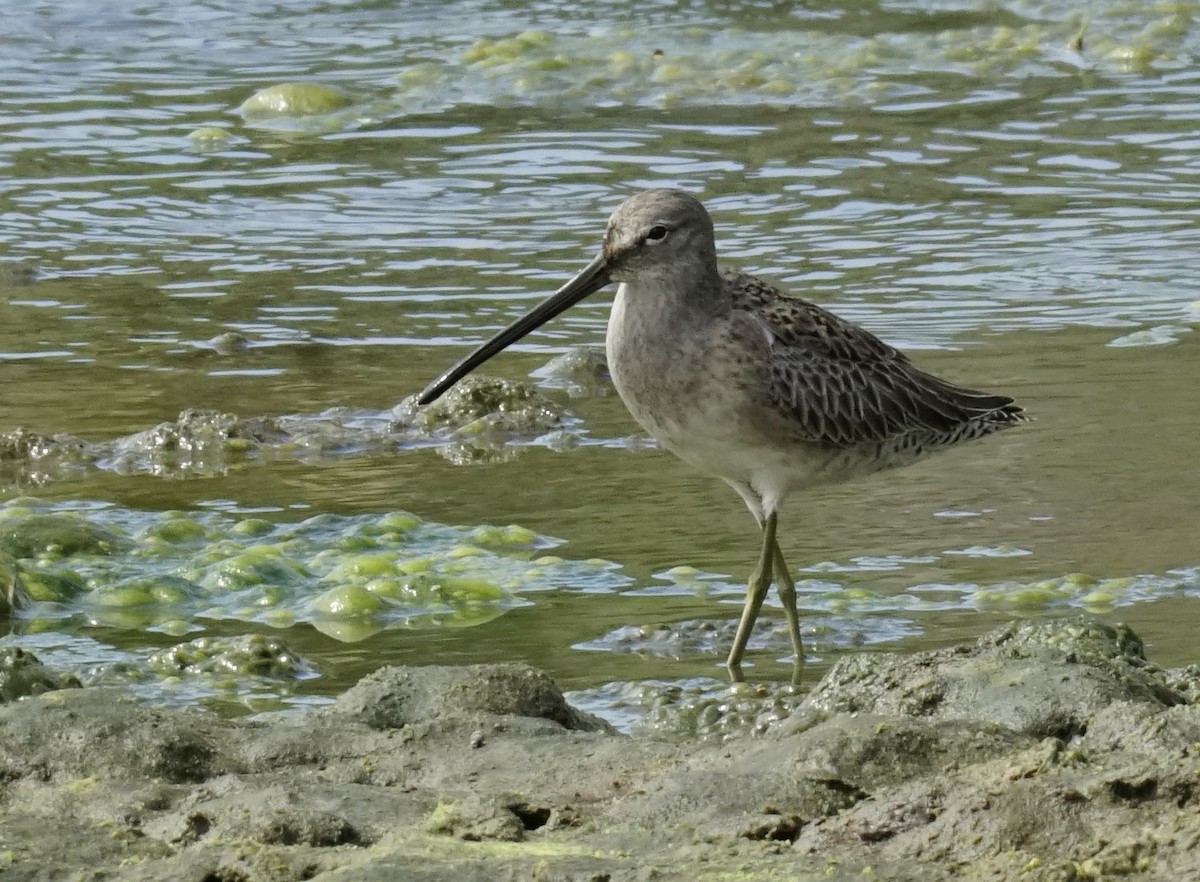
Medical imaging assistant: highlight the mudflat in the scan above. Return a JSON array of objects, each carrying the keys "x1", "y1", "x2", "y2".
[{"x1": 2, "y1": 618, "x2": 1197, "y2": 881}]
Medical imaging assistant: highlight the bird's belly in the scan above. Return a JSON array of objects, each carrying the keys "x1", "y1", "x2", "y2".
[
  {"x1": 606, "y1": 283, "x2": 847, "y2": 494},
  {"x1": 651, "y1": 410, "x2": 842, "y2": 488},
  {"x1": 611, "y1": 359, "x2": 842, "y2": 492}
]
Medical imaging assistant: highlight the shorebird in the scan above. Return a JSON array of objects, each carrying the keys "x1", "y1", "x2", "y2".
[{"x1": 419, "y1": 189, "x2": 1025, "y2": 681}]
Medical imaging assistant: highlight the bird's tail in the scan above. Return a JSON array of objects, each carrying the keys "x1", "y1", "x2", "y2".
[{"x1": 912, "y1": 369, "x2": 1028, "y2": 431}]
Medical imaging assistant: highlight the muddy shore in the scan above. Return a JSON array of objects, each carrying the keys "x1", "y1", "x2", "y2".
[{"x1": 2, "y1": 618, "x2": 1198, "y2": 881}]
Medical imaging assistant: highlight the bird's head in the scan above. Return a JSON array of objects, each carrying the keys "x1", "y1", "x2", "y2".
[
  {"x1": 600, "y1": 188, "x2": 718, "y2": 284},
  {"x1": 417, "y1": 188, "x2": 718, "y2": 406}
]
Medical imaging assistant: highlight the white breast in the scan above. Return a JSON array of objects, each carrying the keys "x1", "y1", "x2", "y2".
[{"x1": 605, "y1": 282, "x2": 848, "y2": 512}]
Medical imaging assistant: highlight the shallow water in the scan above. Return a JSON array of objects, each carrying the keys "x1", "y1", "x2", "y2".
[{"x1": 2, "y1": 0, "x2": 1200, "y2": 711}]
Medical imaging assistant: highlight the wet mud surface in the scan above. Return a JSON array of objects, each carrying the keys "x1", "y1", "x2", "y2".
[{"x1": 3, "y1": 618, "x2": 1199, "y2": 881}]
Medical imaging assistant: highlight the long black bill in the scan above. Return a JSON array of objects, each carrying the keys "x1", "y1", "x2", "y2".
[{"x1": 417, "y1": 252, "x2": 612, "y2": 405}]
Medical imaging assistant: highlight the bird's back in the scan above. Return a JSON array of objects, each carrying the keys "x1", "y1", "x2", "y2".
[{"x1": 723, "y1": 269, "x2": 1025, "y2": 462}]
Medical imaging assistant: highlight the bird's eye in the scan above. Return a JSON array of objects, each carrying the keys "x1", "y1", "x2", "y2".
[{"x1": 645, "y1": 225, "x2": 669, "y2": 243}]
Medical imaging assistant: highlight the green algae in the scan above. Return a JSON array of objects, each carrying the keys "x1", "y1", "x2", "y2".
[
  {"x1": 376, "y1": 6, "x2": 1200, "y2": 116},
  {"x1": 12, "y1": 568, "x2": 85, "y2": 604},
  {"x1": 968, "y1": 573, "x2": 1161, "y2": 613},
  {"x1": 195, "y1": 548, "x2": 312, "y2": 592},
  {"x1": 230, "y1": 518, "x2": 274, "y2": 538},
  {"x1": 636, "y1": 549, "x2": 1200, "y2": 620},
  {"x1": 469, "y1": 524, "x2": 539, "y2": 549},
  {"x1": 0, "y1": 499, "x2": 630, "y2": 640},
  {"x1": 238, "y1": 82, "x2": 349, "y2": 117},
  {"x1": 88, "y1": 576, "x2": 197, "y2": 608},
  {"x1": 311, "y1": 582, "x2": 389, "y2": 617},
  {"x1": 0, "y1": 512, "x2": 129, "y2": 560},
  {"x1": 139, "y1": 517, "x2": 210, "y2": 546}
]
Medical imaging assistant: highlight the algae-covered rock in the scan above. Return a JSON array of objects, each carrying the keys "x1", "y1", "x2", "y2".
[
  {"x1": 238, "y1": 82, "x2": 348, "y2": 117},
  {"x1": 399, "y1": 375, "x2": 566, "y2": 435},
  {"x1": 328, "y1": 663, "x2": 616, "y2": 734},
  {"x1": 789, "y1": 617, "x2": 1181, "y2": 739},
  {"x1": 393, "y1": 375, "x2": 571, "y2": 464},
  {"x1": 118, "y1": 408, "x2": 286, "y2": 456},
  {"x1": 147, "y1": 634, "x2": 309, "y2": 680},
  {"x1": 423, "y1": 794, "x2": 526, "y2": 842},
  {"x1": 0, "y1": 647, "x2": 81, "y2": 701},
  {"x1": 978, "y1": 616, "x2": 1147, "y2": 663},
  {"x1": 534, "y1": 346, "x2": 611, "y2": 398},
  {"x1": 0, "y1": 687, "x2": 233, "y2": 784},
  {"x1": 0, "y1": 427, "x2": 88, "y2": 464},
  {"x1": 244, "y1": 805, "x2": 364, "y2": 847},
  {"x1": 4, "y1": 623, "x2": 1200, "y2": 881}
]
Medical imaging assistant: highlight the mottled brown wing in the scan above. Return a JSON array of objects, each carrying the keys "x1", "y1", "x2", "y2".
[{"x1": 724, "y1": 271, "x2": 1021, "y2": 447}]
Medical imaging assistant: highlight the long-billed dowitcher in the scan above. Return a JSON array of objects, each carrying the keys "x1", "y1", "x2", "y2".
[{"x1": 419, "y1": 189, "x2": 1025, "y2": 681}]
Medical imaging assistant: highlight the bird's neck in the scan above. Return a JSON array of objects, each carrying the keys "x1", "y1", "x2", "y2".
[{"x1": 625, "y1": 260, "x2": 728, "y2": 326}]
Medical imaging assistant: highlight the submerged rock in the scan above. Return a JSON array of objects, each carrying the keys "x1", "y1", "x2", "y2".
[
  {"x1": 0, "y1": 427, "x2": 88, "y2": 465},
  {"x1": 206, "y1": 330, "x2": 250, "y2": 354},
  {"x1": 0, "y1": 261, "x2": 36, "y2": 288},
  {"x1": 533, "y1": 346, "x2": 611, "y2": 398},
  {"x1": 627, "y1": 677, "x2": 806, "y2": 742}
]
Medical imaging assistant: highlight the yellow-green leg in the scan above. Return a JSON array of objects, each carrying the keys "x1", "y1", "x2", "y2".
[
  {"x1": 727, "y1": 511, "x2": 777, "y2": 682},
  {"x1": 772, "y1": 540, "x2": 804, "y2": 685}
]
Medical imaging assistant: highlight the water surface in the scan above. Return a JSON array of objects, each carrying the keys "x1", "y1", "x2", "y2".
[{"x1": 2, "y1": 0, "x2": 1199, "y2": 710}]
